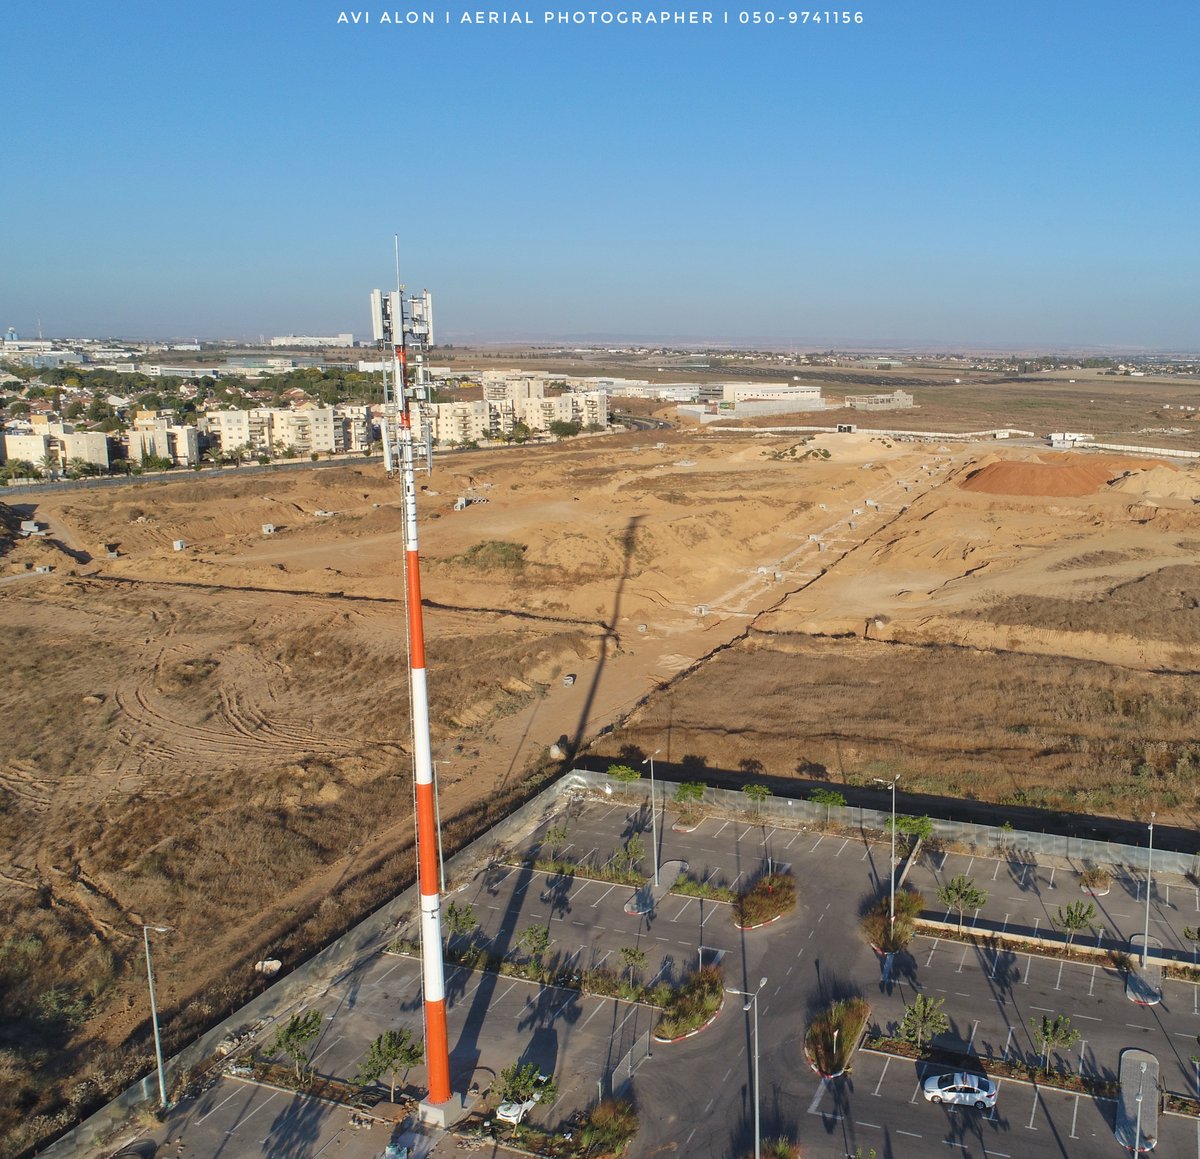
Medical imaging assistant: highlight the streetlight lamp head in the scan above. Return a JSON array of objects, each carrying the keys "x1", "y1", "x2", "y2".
[
  {"x1": 146, "y1": 925, "x2": 171, "y2": 933},
  {"x1": 758, "y1": 977, "x2": 768, "y2": 989},
  {"x1": 743, "y1": 1001, "x2": 753, "y2": 1012}
]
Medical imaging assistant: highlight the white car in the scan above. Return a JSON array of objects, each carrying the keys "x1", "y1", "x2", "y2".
[
  {"x1": 495, "y1": 1074, "x2": 552, "y2": 1125},
  {"x1": 922, "y1": 1072, "x2": 998, "y2": 1109}
]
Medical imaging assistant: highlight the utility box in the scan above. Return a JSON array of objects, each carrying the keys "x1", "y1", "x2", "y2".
[
  {"x1": 262, "y1": 523, "x2": 276, "y2": 535},
  {"x1": 172, "y1": 540, "x2": 186, "y2": 551}
]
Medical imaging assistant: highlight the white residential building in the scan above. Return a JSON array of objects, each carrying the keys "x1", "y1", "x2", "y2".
[
  {"x1": 335, "y1": 404, "x2": 374, "y2": 452},
  {"x1": 517, "y1": 391, "x2": 608, "y2": 432},
  {"x1": 425, "y1": 399, "x2": 513, "y2": 445},
  {"x1": 62, "y1": 431, "x2": 111, "y2": 470},
  {"x1": 273, "y1": 405, "x2": 339, "y2": 454},
  {"x1": 3, "y1": 432, "x2": 51, "y2": 465},
  {"x1": 128, "y1": 412, "x2": 201, "y2": 466},
  {"x1": 3, "y1": 427, "x2": 110, "y2": 471},
  {"x1": 203, "y1": 406, "x2": 340, "y2": 456}
]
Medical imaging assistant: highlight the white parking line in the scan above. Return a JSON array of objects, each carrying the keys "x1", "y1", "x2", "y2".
[
  {"x1": 580, "y1": 998, "x2": 611, "y2": 1031},
  {"x1": 591, "y1": 884, "x2": 617, "y2": 907},
  {"x1": 197, "y1": 1088, "x2": 240, "y2": 1124},
  {"x1": 1069, "y1": 1092, "x2": 1081, "y2": 1138},
  {"x1": 872, "y1": 1056, "x2": 891, "y2": 1095},
  {"x1": 230, "y1": 1089, "x2": 279, "y2": 1130},
  {"x1": 373, "y1": 958, "x2": 408, "y2": 986},
  {"x1": 806, "y1": 1082, "x2": 828, "y2": 1114},
  {"x1": 1025, "y1": 1088, "x2": 1040, "y2": 1130}
]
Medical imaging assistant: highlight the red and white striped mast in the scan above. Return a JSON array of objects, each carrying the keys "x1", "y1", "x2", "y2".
[{"x1": 370, "y1": 278, "x2": 452, "y2": 1105}]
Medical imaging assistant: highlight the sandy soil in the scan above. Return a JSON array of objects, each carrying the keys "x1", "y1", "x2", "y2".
[{"x1": 3, "y1": 426, "x2": 1200, "y2": 1148}]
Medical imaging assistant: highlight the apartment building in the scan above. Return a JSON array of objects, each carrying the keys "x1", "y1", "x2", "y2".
[
  {"x1": 517, "y1": 390, "x2": 608, "y2": 432},
  {"x1": 3, "y1": 425, "x2": 111, "y2": 471},
  {"x1": 424, "y1": 399, "x2": 514, "y2": 445},
  {"x1": 203, "y1": 405, "x2": 342, "y2": 456},
  {"x1": 128, "y1": 411, "x2": 201, "y2": 466}
]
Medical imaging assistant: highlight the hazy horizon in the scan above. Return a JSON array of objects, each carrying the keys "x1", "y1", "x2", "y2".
[{"x1": 5, "y1": 1, "x2": 1198, "y2": 350}]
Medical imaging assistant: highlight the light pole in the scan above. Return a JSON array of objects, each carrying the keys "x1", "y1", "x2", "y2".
[
  {"x1": 1134, "y1": 1060, "x2": 1147, "y2": 1153},
  {"x1": 1142, "y1": 811, "x2": 1156, "y2": 969},
  {"x1": 642, "y1": 749, "x2": 661, "y2": 888},
  {"x1": 143, "y1": 924, "x2": 171, "y2": 1110},
  {"x1": 726, "y1": 977, "x2": 767, "y2": 1159},
  {"x1": 873, "y1": 776, "x2": 899, "y2": 927}
]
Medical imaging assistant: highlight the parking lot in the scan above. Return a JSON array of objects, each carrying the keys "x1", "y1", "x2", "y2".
[{"x1": 150, "y1": 792, "x2": 1200, "y2": 1158}]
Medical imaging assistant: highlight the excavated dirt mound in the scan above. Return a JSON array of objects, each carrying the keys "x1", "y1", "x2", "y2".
[
  {"x1": 1109, "y1": 465, "x2": 1200, "y2": 501},
  {"x1": 958, "y1": 458, "x2": 1116, "y2": 497}
]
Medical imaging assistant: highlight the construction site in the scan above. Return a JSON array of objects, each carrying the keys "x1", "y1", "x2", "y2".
[{"x1": 4, "y1": 410, "x2": 1200, "y2": 1154}]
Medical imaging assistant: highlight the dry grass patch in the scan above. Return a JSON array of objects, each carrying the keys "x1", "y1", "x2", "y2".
[{"x1": 594, "y1": 632, "x2": 1200, "y2": 817}]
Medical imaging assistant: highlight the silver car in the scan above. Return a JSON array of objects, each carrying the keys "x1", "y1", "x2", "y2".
[{"x1": 922, "y1": 1071, "x2": 998, "y2": 1109}]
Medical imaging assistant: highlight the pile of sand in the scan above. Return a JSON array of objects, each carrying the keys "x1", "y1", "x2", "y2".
[
  {"x1": 1109, "y1": 465, "x2": 1200, "y2": 501},
  {"x1": 958, "y1": 459, "x2": 1116, "y2": 498}
]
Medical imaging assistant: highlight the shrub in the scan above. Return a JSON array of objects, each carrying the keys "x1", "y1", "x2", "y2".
[
  {"x1": 860, "y1": 889, "x2": 925, "y2": 952},
  {"x1": 734, "y1": 872, "x2": 796, "y2": 928},
  {"x1": 671, "y1": 872, "x2": 734, "y2": 903},
  {"x1": 655, "y1": 966, "x2": 723, "y2": 1040},
  {"x1": 806, "y1": 996, "x2": 870, "y2": 1075},
  {"x1": 1078, "y1": 863, "x2": 1112, "y2": 891},
  {"x1": 581, "y1": 1097, "x2": 639, "y2": 1156}
]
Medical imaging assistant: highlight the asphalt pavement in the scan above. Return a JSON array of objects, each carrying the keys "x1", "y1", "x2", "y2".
[{"x1": 142, "y1": 797, "x2": 1200, "y2": 1159}]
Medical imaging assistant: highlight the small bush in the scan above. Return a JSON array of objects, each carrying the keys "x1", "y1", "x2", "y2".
[
  {"x1": 1078, "y1": 863, "x2": 1112, "y2": 891},
  {"x1": 806, "y1": 996, "x2": 870, "y2": 1075},
  {"x1": 860, "y1": 889, "x2": 925, "y2": 952},
  {"x1": 734, "y1": 872, "x2": 796, "y2": 928},
  {"x1": 581, "y1": 1096, "x2": 639, "y2": 1156},
  {"x1": 671, "y1": 872, "x2": 734, "y2": 903},
  {"x1": 655, "y1": 966, "x2": 724, "y2": 1040}
]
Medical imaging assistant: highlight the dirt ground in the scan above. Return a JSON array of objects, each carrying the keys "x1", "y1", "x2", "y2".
[{"x1": 4, "y1": 421, "x2": 1200, "y2": 1151}]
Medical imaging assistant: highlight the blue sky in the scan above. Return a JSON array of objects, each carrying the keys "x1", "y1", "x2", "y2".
[{"x1": 5, "y1": 1, "x2": 1198, "y2": 349}]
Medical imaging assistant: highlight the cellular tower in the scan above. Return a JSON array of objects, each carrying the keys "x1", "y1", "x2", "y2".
[{"x1": 370, "y1": 278, "x2": 452, "y2": 1107}]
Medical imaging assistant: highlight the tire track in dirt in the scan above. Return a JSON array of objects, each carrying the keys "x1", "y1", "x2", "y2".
[{"x1": 0, "y1": 761, "x2": 52, "y2": 814}]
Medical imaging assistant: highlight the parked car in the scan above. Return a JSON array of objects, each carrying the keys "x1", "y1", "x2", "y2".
[
  {"x1": 922, "y1": 1071, "x2": 998, "y2": 1109},
  {"x1": 495, "y1": 1074, "x2": 552, "y2": 1125}
]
